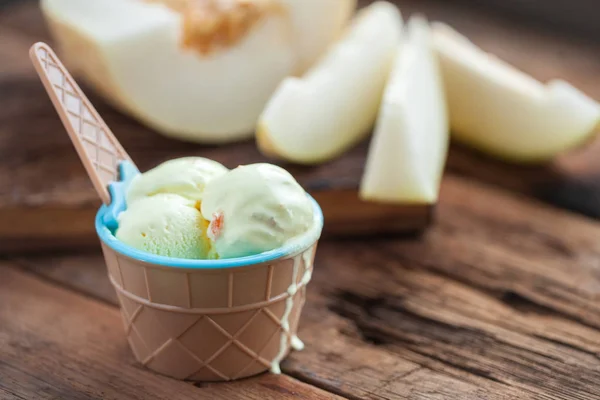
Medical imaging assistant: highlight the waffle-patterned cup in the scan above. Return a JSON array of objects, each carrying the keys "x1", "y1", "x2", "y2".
[
  {"x1": 96, "y1": 199, "x2": 323, "y2": 382},
  {"x1": 30, "y1": 41, "x2": 324, "y2": 382}
]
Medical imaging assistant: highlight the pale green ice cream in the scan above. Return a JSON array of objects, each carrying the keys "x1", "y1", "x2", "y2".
[
  {"x1": 201, "y1": 163, "x2": 315, "y2": 259},
  {"x1": 116, "y1": 158, "x2": 314, "y2": 260},
  {"x1": 116, "y1": 157, "x2": 227, "y2": 259},
  {"x1": 116, "y1": 193, "x2": 213, "y2": 259},
  {"x1": 126, "y1": 157, "x2": 228, "y2": 205}
]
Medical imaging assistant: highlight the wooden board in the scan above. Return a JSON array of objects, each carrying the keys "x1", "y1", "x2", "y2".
[
  {"x1": 2, "y1": 0, "x2": 600, "y2": 254},
  {"x1": 6, "y1": 173, "x2": 600, "y2": 399}
]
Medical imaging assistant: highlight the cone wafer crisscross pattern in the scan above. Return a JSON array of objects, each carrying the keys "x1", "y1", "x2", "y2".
[
  {"x1": 30, "y1": 43, "x2": 132, "y2": 204},
  {"x1": 102, "y1": 243, "x2": 316, "y2": 381}
]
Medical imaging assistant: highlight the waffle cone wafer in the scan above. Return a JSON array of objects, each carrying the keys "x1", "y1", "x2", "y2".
[
  {"x1": 100, "y1": 239, "x2": 318, "y2": 381},
  {"x1": 29, "y1": 42, "x2": 133, "y2": 204}
]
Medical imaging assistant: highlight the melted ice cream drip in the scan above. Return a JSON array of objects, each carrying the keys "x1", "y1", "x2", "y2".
[{"x1": 271, "y1": 249, "x2": 314, "y2": 374}]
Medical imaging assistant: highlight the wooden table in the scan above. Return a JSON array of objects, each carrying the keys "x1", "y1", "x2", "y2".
[{"x1": 2, "y1": 1, "x2": 600, "y2": 399}]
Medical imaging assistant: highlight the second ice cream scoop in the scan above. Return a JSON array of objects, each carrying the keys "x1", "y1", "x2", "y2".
[
  {"x1": 126, "y1": 157, "x2": 228, "y2": 205},
  {"x1": 201, "y1": 163, "x2": 315, "y2": 259}
]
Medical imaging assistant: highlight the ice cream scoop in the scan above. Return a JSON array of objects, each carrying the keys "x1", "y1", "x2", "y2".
[
  {"x1": 126, "y1": 157, "x2": 228, "y2": 205},
  {"x1": 119, "y1": 160, "x2": 317, "y2": 260},
  {"x1": 116, "y1": 193, "x2": 212, "y2": 259},
  {"x1": 201, "y1": 163, "x2": 315, "y2": 259}
]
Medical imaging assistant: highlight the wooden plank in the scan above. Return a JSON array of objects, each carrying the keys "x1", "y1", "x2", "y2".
[
  {"x1": 14, "y1": 252, "x2": 117, "y2": 303},
  {"x1": 0, "y1": 263, "x2": 345, "y2": 400},
  {"x1": 11, "y1": 174, "x2": 600, "y2": 399},
  {"x1": 295, "y1": 246, "x2": 600, "y2": 399},
  {"x1": 8, "y1": 253, "x2": 531, "y2": 399},
  {"x1": 286, "y1": 177, "x2": 600, "y2": 400},
  {"x1": 387, "y1": 175, "x2": 600, "y2": 329}
]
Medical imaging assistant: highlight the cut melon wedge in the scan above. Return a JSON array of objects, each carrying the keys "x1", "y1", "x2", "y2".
[
  {"x1": 41, "y1": 0, "x2": 354, "y2": 143},
  {"x1": 433, "y1": 22, "x2": 600, "y2": 163},
  {"x1": 257, "y1": 1, "x2": 403, "y2": 164},
  {"x1": 360, "y1": 17, "x2": 448, "y2": 204}
]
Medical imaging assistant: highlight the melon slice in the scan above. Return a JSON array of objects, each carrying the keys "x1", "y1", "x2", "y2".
[
  {"x1": 360, "y1": 17, "x2": 448, "y2": 204},
  {"x1": 257, "y1": 1, "x2": 403, "y2": 164},
  {"x1": 433, "y1": 22, "x2": 600, "y2": 163}
]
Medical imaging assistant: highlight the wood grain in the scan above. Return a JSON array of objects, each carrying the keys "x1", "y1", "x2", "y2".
[
  {"x1": 0, "y1": 262, "x2": 344, "y2": 400},
  {"x1": 10, "y1": 173, "x2": 600, "y2": 399},
  {"x1": 7, "y1": 254, "x2": 530, "y2": 399},
  {"x1": 292, "y1": 180, "x2": 600, "y2": 399},
  {"x1": 383, "y1": 175, "x2": 600, "y2": 329}
]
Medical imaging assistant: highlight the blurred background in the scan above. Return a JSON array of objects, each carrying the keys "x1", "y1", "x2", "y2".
[
  {"x1": 4, "y1": 0, "x2": 598, "y2": 37},
  {"x1": 458, "y1": 0, "x2": 599, "y2": 39},
  {"x1": 0, "y1": 0, "x2": 599, "y2": 254}
]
